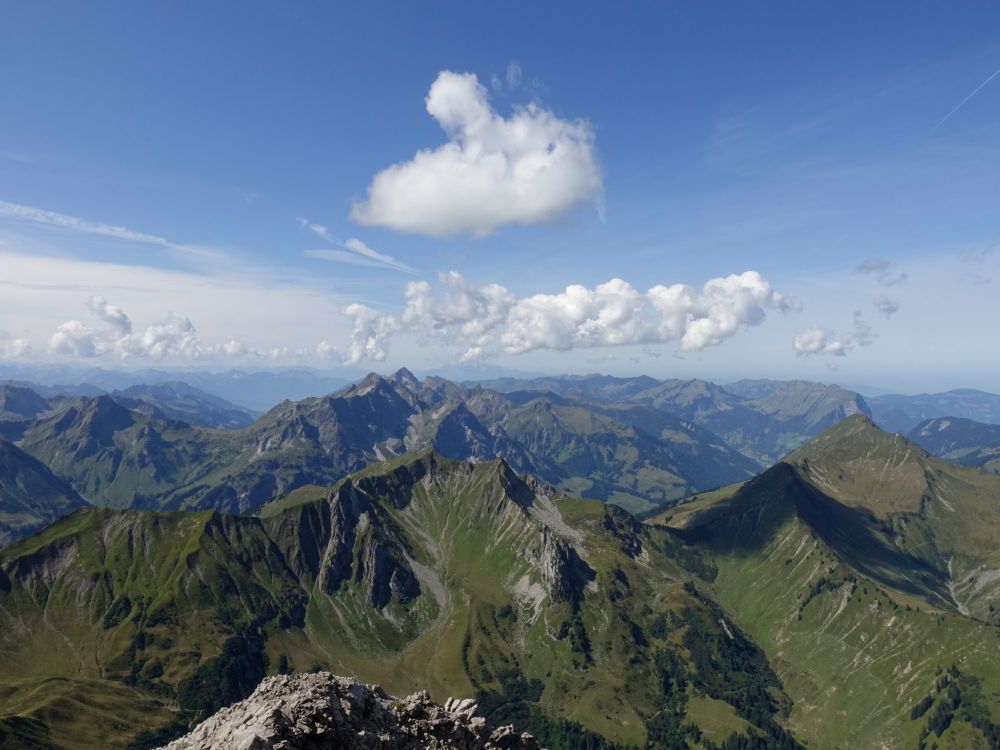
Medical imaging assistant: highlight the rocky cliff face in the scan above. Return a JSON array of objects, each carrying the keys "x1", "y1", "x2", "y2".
[{"x1": 158, "y1": 672, "x2": 540, "y2": 750}]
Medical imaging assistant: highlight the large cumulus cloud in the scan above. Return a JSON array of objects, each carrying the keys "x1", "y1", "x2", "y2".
[{"x1": 350, "y1": 71, "x2": 602, "y2": 237}]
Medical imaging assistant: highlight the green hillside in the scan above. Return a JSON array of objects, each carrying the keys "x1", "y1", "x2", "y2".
[
  {"x1": 649, "y1": 415, "x2": 1000, "y2": 748},
  {"x1": 0, "y1": 451, "x2": 802, "y2": 750}
]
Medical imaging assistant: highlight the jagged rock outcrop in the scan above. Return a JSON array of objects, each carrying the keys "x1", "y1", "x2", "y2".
[
  {"x1": 158, "y1": 673, "x2": 540, "y2": 750},
  {"x1": 536, "y1": 527, "x2": 593, "y2": 604},
  {"x1": 267, "y1": 479, "x2": 421, "y2": 608}
]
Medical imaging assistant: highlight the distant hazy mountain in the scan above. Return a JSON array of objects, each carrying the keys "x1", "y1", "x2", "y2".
[
  {"x1": 908, "y1": 416, "x2": 1000, "y2": 474},
  {"x1": 868, "y1": 388, "x2": 1000, "y2": 432},
  {"x1": 112, "y1": 381, "x2": 259, "y2": 429},
  {"x1": 0, "y1": 364, "x2": 354, "y2": 412},
  {"x1": 0, "y1": 383, "x2": 50, "y2": 419},
  {"x1": 0, "y1": 383, "x2": 53, "y2": 440},
  {"x1": 479, "y1": 374, "x2": 871, "y2": 463},
  {"x1": 9, "y1": 369, "x2": 759, "y2": 514},
  {"x1": 0, "y1": 438, "x2": 87, "y2": 546},
  {"x1": 0, "y1": 452, "x2": 799, "y2": 749},
  {"x1": 650, "y1": 415, "x2": 1000, "y2": 747}
]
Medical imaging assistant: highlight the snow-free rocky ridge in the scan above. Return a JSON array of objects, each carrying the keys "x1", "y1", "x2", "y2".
[{"x1": 158, "y1": 672, "x2": 541, "y2": 750}]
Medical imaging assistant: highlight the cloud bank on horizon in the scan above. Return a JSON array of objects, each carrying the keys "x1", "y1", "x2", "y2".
[
  {"x1": 340, "y1": 270, "x2": 800, "y2": 365},
  {"x1": 350, "y1": 70, "x2": 602, "y2": 237}
]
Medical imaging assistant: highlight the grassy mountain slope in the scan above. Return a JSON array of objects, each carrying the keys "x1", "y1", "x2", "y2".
[
  {"x1": 0, "y1": 452, "x2": 801, "y2": 750},
  {"x1": 0, "y1": 439, "x2": 87, "y2": 547},
  {"x1": 649, "y1": 416, "x2": 1000, "y2": 748}
]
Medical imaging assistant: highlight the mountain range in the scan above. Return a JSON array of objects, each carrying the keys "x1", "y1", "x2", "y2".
[
  {"x1": 0, "y1": 365, "x2": 354, "y2": 413},
  {"x1": 0, "y1": 370, "x2": 888, "y2": 542},
  {"x1": 0, "y1": 451, "x2": 799, "y2": 750},
  {"x1": 867, "y1": 389, "x2": 1000, "y2": 433},
  {"x1": 908, "y1": 416, "x2": 1000, "y2": 475},
  {"x1": 2, "y1": 369, "x2": 1000, "y2": 749},
  {"x1": 2, "y1": 415, "x2": 1000, "y2": 748}
]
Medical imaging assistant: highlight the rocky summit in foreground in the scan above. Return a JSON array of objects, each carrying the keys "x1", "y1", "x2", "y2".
[{"x1": 158, "y1": 672, "x2": 540, "y2": 750}]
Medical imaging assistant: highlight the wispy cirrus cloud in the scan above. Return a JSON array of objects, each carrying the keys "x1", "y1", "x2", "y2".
[
  {"x1": 933, "y1": 66, "x2": 1000, "y2": 132},
  {"x1": 0, "y1": 199, "x2": 222, "y2": 259},
  {"x1": 856, "y1": 258, "x2": 907, "y2": 287},
  {"x1": 298, "y1": 217, "x2": 415, "y2": 273},
  {"x1": 296, "y1": 216, "x2": 333, "y2": 242},
  {"x1": 873, "y1": 294, "x2": 899, "y2": 318}
]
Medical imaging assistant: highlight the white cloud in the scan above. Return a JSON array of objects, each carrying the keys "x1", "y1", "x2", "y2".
[
  {"x1": 793, "y1": 312, "x2": 873, "y2": 357},
  {"x1": 0, "y1": 200, "x2": 220, "y2": 259},
  {"x1": 298, "y1": 216, "x2": 415, "y2": 273},
  {"x1": 48, "y1": 299, "x2": 202, "y2": 360},
  {"x1": 491, "y1": 61, "x2": 522, "y2": 92},
  {"x1": 49, "y1": 319, "x2": 104, "y2": 357},
  {"x1": 873, "y1": 294, "x2": 899, "y2": 318},
  {"x1": 343, "y1": 239, "x2": 414, "y2": 273},
  {"x1": 350, "y1": 70, "x2": 602, "y2": 237},
  {"x1": 0, "y1": 249, "x2": 351, "y2": 364},
  {"x1": 297, "y1": 217, "x2": 332, "y2": 241},
  {"x1": 342, "y1": 302, "x2": 399, "y2": 364},
  {"x1": 88, "y1": 295, "x2": 133, "y2": 336},
  {"x1": 856, "y1": 258, "x2": 907, "y2": 287},
  {"x1": 339, "y1": 270, "x2": 797, "y2": 364},
  {"x1": 305, "y1": 238, "x2": 415, "y2": 274},
  {"x1": 0, "y1": 330, "x2": 31, "y2": 359},
  {"x1": 316, "y1": 340, "x2": 338, "y2": 358},
  {"x1": 126, "y1": 312, "x2": 200, "y2": 358}
]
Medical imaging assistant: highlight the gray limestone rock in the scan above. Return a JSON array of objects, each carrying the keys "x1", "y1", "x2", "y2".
[{"x1": 158, "y1": 672, "x2": 541, "y2": 750}]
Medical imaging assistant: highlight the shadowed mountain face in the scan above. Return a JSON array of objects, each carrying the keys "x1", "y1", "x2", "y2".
[
  {"x1": 0, "y1": 452, "x2": 798, "y2": 750},
  {"x1": 649, "y1": 415, "x2": 1000, "y2": 748},
  {"x1": 0, "y1": 439, "x2": 87, "y2": 546},
  {"x1": 909, "y1": 416, "x2": 1000, "y2": 475},
  {"x1": 0, "y1": 383, "x2": 55, "y2": 441},
  {"x1": 9, "y1": 370, "x2": 759, "y2": 516}
]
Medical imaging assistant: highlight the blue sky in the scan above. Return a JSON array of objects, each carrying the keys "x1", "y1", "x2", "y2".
[{"x1": 1, "y1": 2, "x2": 999, "y2": 390}]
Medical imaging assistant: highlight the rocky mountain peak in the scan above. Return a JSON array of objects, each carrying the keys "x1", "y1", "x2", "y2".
[
  {"x1": 353, "y1": 371, "x2": 388, "y2": 394},
  {"x1": 158, "y1": 672, "x2": 540, "y2": 750},
  {"x1": 389, "y1": 367, "x2": 421, "y2": 390}
]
